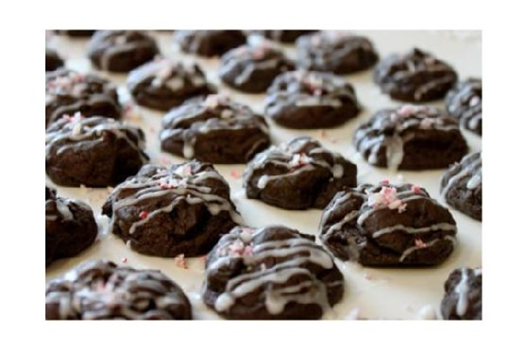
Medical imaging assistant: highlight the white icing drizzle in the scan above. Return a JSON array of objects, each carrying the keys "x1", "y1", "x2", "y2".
[
  {"x1": 320, "y1": 183, "x2": 457, "y2": 262},
  {"x1": 128, "y1": 58, "x2": 206, "y2": 93},
  {"x1": 355, "y1": 105, "x2": 460, "y2": 169},
  {"x1": 46, "y1": 260, "x2": 189, "y2": 320},
  {"x1": 55, "y1": 199, "x2": 74, "y2": 221},
  {"x1": 210, "y1": 227, "x2": 337, "y2": 315},
  {"x1": 161, "y1": 95, "x2": 269, "y2": 161},
  {"x1": 454, "y1": 267, "x2": 481, "y2": 316},
  {"x1": 265, "y1": 70, "x2": 360, "y2": 113},
  {"x1": 441, "y1": 152, "x2": 482, "y2": 197},
  {"x1": 45, "y1": 115, "x2": 147, "y2": 162},
  {"x1": 372, "y1": 223, "x2": 457, "y2": 239},
  {"x1": 107, "y1": 162, "x2": 242, "y2": 236},
  {"x1": 399, "y1": 235, "x2": 455, "y2": 262},
  {"x1": 447, "y1": 79, "x2": 482, "y2": 132},
  {"x1": 219, "y1": 43, "x2": 288, "y2": 87},
  {"x1": 244, "y1": 136, "x2": 350, "y2": 190}
]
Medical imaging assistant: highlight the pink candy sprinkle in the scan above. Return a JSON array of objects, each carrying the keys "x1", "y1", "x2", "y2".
[
  {"x1": 289, "y1": 153, "x2": 310, "y2": 168},
  {"x1": 411, "y1": 185, "x2": 421, "y2": 194},
  {"x1": 230, "y1": 170, "x2": 241, "y2": 179},
  {"x1": 174, "y1": 254, "x2": 188, "y2": 269},
  {"x1": 420, "y1": 118, "x2": 435, "y2": 129},
  {"x1": 226, "y1": 239, "x2": 254, "y2": 258},
  {"x1": 368, "y1": 186, "x2": 407, "y2": 213},
  {"x1": 380, "y1": 179, "x2": 390, "y2": 185},
  {"x1": 252, "y1": 48, "x2": 265, "y2": 60},
  {"x1": 415, "y1": 238, "x2": 427, "y2": 248},
  {"x1": 139, "y1": 211, "x2": 149, "y2": 220},
  {"x1": 121, "y1": 257, "x2": 128, "y2": 263}
]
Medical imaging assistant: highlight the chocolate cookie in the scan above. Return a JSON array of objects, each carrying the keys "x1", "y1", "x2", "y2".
[
  {"x1": 243, "y1": 137, "x2": 357, "y2": 210},
  {"x1": 102, "y1": 161, "x2": 242, "y2": 257},
  {"x1": 319, "y1": 181, "x2": 457, "y2": 266},
  {"x1": 87, "y1": 30, "x2": 159, "y2": 72},
  {"x1": 441, "y1": 267, "x2": 482, "y2": 320},
  {"x1": 55, "y1": 30, "x2": 96, "y2": 37},
  {"x1": 46, "y1": 68, "x2": 121, "y2": 127},
  {"x1": 296, "y1": 31, "x2": 379, "y2": 75},
  {"x1": 441, "y1": 152, "x2": 482, "y2": 221},
  {"x1": 46, "y1": 187, "x2": 97, "y2": 266},
  {"x1": 127, "y1": 58, "x2": 215, "y2": 111},
  {"x1": 203, "y1": 225, "x2": 344, "y2": 319},
  {"x1": 46, "y1": 260, "x2": 192, "y2": 320},
  {"x1": 374, "y1": 48, "x2": 458, "y2": 102},
  {"x1": 249, "y1": 30, "x2": 317, "y2": 43},
  {"x1": 175, "y1": 30, "x2": 246, "y2": 57},
  {"x1": 161, "y1": 94, "x2": 270, "y2": 163},
  {"x1": 218, "y1": 41, "x2": 294, "y2": 93},
  {"x1": 46, "y1": 114, "x2": 148, "y2": 187},
  {"x1": 445, "y1": 79, "x2": 482, "y2": 135},
  {"x1": 46, "y1": 48, "x2": 64, "y2": 72},
  {"x1": 265, "y1": 70, "x2": 361, "y2": 129},
  {"x1": 354, "y1": 104, "x2": 468, "y2": 170}
]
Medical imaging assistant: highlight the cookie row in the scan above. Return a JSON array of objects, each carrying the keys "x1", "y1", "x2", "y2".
[{"x1": 46, "y1": 30, "x2": 482, "y2": 135}]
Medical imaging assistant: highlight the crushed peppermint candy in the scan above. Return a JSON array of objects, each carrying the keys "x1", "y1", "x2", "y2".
[
  {"x1": 174, "y1": 254, "x2": 188, "y2": 269},
  {"x1": 138, "y1": 211, "x2": 149, "y2": 220},
  {"x1": 397, "y1": 104, "x2": 429, "y2": 118},
  {"x1": 367, "y1": 186, "x2": 407, "y2": 213},
  {"x1": 47, "y1": 72, "x2": 84, "y2": 94},
  {"x1": 289, "y1": 153, "x2": 311, "y2": 168},
  {"x1": 414, "y1": 238, "x2": 427, "y2": 248},
  {"x1": 229, "y1": 170, "x2": 241, "y2": 179},
  {"x1": 411, "y1": 185, "x2": 421, "y2": 194},
  {"x1": 220, "y1": 239, "x2": 254, "y2": 258},
  {"x1": 124, "y1": 104, "x2": 141, "y2": 120}
]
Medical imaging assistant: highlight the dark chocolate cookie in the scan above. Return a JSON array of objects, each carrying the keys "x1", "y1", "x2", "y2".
[
  {"x1": 46, "y1": 260, "x2": 192, "y2": 320},
  {"x1": 127, "y1": 58, "x2": 215, "y2": 111},
  {"x1": 46, "y1": 48, "x2": 64, "y2": 72},
  {"x1": 102, "y1": 161, "x2": 242, "y2": 257},
  {"x1": 374, "y1": 48, "x2": 457, "y2": 102},
  {"x1": 161, "y1": 94, "x2": 270, "y2": 163},
  {"x1": 218, "y1": 41, "x2": 294, "y2": 93},
  {"x1": 46, "y1": 187, "x2": 98, "y2": 266},
  {"x1": 441, "y1": 267, "x2": 482, "y2": 320},
  {"x1": 175, "y1": 30, "x2": 246, "y2": 57},
  {"x1": 441, "y1": 152, "x2": 482, "y2": 221},
  {"x1": 203, "y1": 225, "x2": 344, "y2": 319},
  {"x1": 87, "y1": 30, "x2": 159, "y2": 72},
  {"x1": 296, "y1": 31, "x2": 378, "y2": 75},
  {"x1": 445, "y1": 78, "x2": 482, "y2": 135},
  {"x1": 243, "y1": 136, "x2": 357, "y2": 210},
  {"x1": 249, "y1": 30, "x2": 317, "y2": 43},
  {"x1": 354, "y1": 104, "x2": 468, "y2": 170},
  {"x1": 46, "y1": 114, "x2": 148, "y2": 187},
  {"x1": 46, "y1": 68, "x2": 121, "y2": 127},
  {"x1": 55, "y1": 30, "x2": 96, "y2": 37},
  {"x1": 319, "y1": 182, "x2": 457, "y2": 266},
  {"x1": 265, "y1": 70, "x2": 361, "y2": 129}
]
